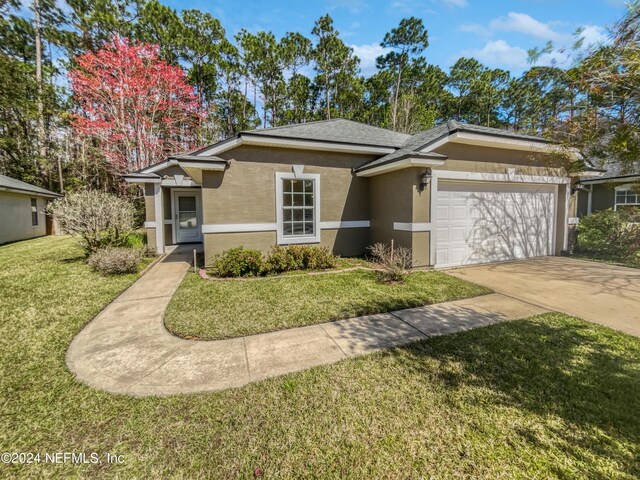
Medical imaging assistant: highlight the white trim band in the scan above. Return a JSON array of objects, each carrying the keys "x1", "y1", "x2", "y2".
[
  {"x1": 320, "y1": 220, "x2": 370, "y2": 229},
  {"x1": 143, "y1": 221, "x2": 157, "y2": 228},
  {"x1": 394, "y1": 222, "x2": 433, "y2": 232},
  {"x1": 202, "y1": 223, "x2": 277, "y2": 234},
  {"x1": 435, "y1": 170, "x2": 570, "y2": 185}
]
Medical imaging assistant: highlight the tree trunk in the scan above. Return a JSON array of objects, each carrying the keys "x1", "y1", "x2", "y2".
[
  {"x1": 325, "y1": 75, "x2": 331, "y2": 120},
  {"x1": 392, "y1": 65, "x2": 402, "y2": 130},
  {"x1": 34, "y1": 0, "x2": 47, "y2": 178}
]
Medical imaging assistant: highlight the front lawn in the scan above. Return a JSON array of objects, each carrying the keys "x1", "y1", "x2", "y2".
[
  {"x1": 164, "y1": 269, "x2": 492, "y2": 340},
  {"x1": 2, "y1": 236, "x2": 640, "y2": 478}
]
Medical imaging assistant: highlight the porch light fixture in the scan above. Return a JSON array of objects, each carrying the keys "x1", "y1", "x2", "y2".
[{"x1": 419, "y1": 168, "x2": 432, "y2": 192}]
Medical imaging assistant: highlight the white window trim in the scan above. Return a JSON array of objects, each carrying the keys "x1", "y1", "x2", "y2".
[
  {"x1": 275, "y1": 172, "x2": 321, "y2": 245},
  {"x1": 614, "y1": 184, "x2": 640, "y2": 211},
  {"x1": 30, "y1": 198, "x2": 39, "y2": 227}
]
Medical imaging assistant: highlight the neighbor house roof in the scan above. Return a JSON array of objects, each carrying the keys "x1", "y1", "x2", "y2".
[
  {"x1": 579, "y1": 160, "x2": 640, "y2": 183},
  {"x1": 355, "y1": 120, "x2": 553, "y2": 172},
  {"x1": 0, "y1": 174, "x2": 61, "y2": 198}
]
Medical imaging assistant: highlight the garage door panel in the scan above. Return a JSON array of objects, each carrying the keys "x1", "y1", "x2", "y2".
[{"x1": 436, "y1": 181, "x2": 556, "y2": 268}]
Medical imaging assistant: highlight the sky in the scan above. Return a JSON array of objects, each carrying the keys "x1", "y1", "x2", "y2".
[{"x1": 162, "y1": 0, "x2": 628, "y2": 77}]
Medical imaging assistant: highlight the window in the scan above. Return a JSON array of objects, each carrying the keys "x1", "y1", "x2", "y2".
[
  {"x1": 276, "y1": 172, "x2": 320, "y2": 245},
  {"x1": 615, "y1": 186, "x2": 640, "y2": 210},
  {"x1": 31, "y1": 198, "x2": 38, "y2": 226}
]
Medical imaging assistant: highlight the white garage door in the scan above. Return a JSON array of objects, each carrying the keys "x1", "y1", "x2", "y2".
[{"x1": 436, "y1": 181, "x2": 556, "y2": 268}]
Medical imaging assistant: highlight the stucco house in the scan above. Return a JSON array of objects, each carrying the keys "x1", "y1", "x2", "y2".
[
  {"x1": 577, "y1": 161, "x2": 640, "y2": 216},
  {"x1": 0, "y1": 174, "x2": 61, "y2": 245},
  {"x1": 125, "y1": 119, "x2": 587, "y2": 269}
]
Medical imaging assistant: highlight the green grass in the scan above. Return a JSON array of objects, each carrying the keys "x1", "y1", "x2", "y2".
[
  {"x1": 165, "y1": 269, "x2": 492, "y2": 340},
  {"x1": 572, "y1": 252, "x2": 640, "y2": 269},
  {"x1": 1, "y1": 237, "x2": 640, "y2": 478}
]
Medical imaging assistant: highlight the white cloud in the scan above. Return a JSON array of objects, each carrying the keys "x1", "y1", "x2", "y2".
[
  {"x1": 441, "y1": 0, "x2": 468, "y2": 7},
  {"x1": 577, "y1": 25, "x2": 608, "y2": 46},
  {"x1": 350, "y1": 43, "x2": 391, "y2": 77},
  {"x1": 468, "y1": 40, "x2": 530, "y2": 69},
  {"x1": 465, "y1": 39, "x2": 571, "y2": 71},
  {"x1": 490, "y1": 12, "x2": 568, "y2": 42}
]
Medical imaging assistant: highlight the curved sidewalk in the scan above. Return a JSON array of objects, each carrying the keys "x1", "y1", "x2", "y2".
[{"x1": 67, "y1": 250, "x2": 546, "y2": 397}]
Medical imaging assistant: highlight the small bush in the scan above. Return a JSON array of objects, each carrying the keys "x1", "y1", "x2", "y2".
[
  {"x1": 208, "y1": 247, "x2": 264, "y2": 277},
  {"x1": 264, "y1": 245, "x2": 337, "y2": 274},
  {"x1": 369, "y1": 242, "x2": 413, "y2": 283},
  {"x1": 576, "y1": 209, "x2": 640, "y2": 260},
  {"x1": 88, "y1": 247, "x2": 142, "y2": 275},
  {"x1": 47, "y1": 190, "x2": 135, "y2": 255}
]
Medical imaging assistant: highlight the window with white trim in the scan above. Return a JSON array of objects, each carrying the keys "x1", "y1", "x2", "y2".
[
  {"x1": 615, "y1": 186, "x2": 640, "y2": 210},
  {"x1": 31, "y1": 198, "x2": 38, "y2": 226},
  {"x1": 275, "y1": 172, "x2": 320, "y2": 244}
]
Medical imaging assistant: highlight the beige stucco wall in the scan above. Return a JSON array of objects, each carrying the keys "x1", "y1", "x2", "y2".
[
  {"x1": 200, "y1": 145, "x2": 375, "y2": 261},
  {"x1": 0, "y1": 192, "x2": 48, "y2": 245},
  {"x1": 368, "y1": 168, "x2": 431, "y2": 267}
]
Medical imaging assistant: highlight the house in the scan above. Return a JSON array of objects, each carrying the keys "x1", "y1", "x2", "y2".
[
  {"x1": 0, "y1": 174, "x2": 61, "y2": 245},
  {"x1": 125, "y1": 119, "x2": 586, "y2": 269},
  {"x1": 577, "y1": 161, "x2": 640, "y2": 216}
]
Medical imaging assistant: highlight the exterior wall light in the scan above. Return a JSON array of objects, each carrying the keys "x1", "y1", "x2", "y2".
[{"x1": 419, "y1": 168, "x2": 432, "y2": 192}]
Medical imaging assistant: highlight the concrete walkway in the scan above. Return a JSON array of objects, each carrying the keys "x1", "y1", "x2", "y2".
[{"x1": 67, "y1": 250, "x2": 546, "y2": 397}]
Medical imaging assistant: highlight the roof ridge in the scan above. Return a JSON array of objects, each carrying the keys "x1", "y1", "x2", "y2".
[{"x1": 241, "y1": 118, "x2": 342, "y2": 134}]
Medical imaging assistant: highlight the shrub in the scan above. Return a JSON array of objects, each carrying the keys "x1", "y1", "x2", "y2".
[
  {"x1": 576, "y1": 209, "x2": 640, "y2": 260},
  {"x1": 47, "y1": 190, "x2": 135, "y2": 255},
  {"x1": 208, "y1": 247, "x2": 264, "y2": 277},
  {"x1": 88, "y1": 247, "x2": 142, "y2": 275},
  {"x1": 368, "y1": 242, "x2": 413, "y2": 283},
  {"x1": 264, "y1": 245, "x2": 337, "y2": 274}
]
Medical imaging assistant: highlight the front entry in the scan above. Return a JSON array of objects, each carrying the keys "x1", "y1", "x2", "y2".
[{"x1": 173, "y1": 190, "x2": 202, "y2": 243}]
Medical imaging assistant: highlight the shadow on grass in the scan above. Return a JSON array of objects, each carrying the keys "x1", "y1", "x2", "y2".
[{"x1": 388, "y1": 316, "x2": 640, "y2": 478}]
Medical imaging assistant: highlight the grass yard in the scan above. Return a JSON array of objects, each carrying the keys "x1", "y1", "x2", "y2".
[
  {"x1": 572, "y1": 253, "x2": 640, "y2": 269},
  {"x1": 164, "y1": 269, "x2": 492, "y2": 340},
  {"x1": 1, "y1": 236, "x2": 640, "y2": 478}
]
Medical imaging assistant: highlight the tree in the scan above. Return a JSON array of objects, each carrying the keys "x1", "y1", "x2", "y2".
[
  {"x1": 377, "y1": 17, "x2": 429, "y2": 130},
  {"x1": 69, "y1": 36, "x2": 203, "y2": 174},
  {"x1": 311, "y1": 14, "x2": 359, "y2": 120}
]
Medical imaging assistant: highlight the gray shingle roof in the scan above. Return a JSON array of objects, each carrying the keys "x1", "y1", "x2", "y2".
[
  {"x1": 356, "y1": 121, "x2": 552, "y2": 172},
  {"x1": 0, "y1": 174, "x2": 60, "y2": 197},
  {"x1": 579, "y1": 160, "x2": 640, "y2": 183},
  {"x1": 242, "y1": 119, "x2": 411, "y2": 148}
]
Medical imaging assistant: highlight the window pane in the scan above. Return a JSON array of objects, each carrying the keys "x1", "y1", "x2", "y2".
[
  {"x1": 292, "y1": 180, "x2": 304, "y2": 193},
  {"x1": 178, "y1": 196, "x2": 196, "y2": 212},
  {"x1": 283, "y1": 193, "x2": 292, "y2": 206},
  {"x1": 283, "y1": 179, "x2": 293, "y2": 194},
  {"x1": 304, "y1": 222, "x2": 314, "y2": 235},
  {"x1": 31, "y1": 198, "x2": 38, "y2": 226},
  {"x1": 304, "y1": 180, "x2": 313, "y2": 192},
  {"x1": 304, "y1": 208, "x2": 313, "y2": 221},
  {"x1": 292, "y1": 209, "x2": 303, "y2": 221},
  {"x1": 283, "y1": 222, "x2": 293, "y2": 236},
  {"x1": 179, "y1": 212, "x2": 197, "y2": 229},
  {"x1": 292, "y1": 193, "x2": 305, "y2": 206},
  {"x1": 293, "y1": 222, "x2": 305, "y2": 235},
  {"x1": 304, "y1": 193, "x2": 313, "y2": 206},
  {"x1": 283, "y1": 209, "x2": 292, "y2": 222}
]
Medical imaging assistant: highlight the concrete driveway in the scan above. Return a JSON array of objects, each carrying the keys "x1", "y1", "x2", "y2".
[{"x1": 447, "y1": 256, "x2": 640, "y2": 337}]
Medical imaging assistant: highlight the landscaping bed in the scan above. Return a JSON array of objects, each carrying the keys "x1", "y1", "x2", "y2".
[{"x1": 2, "y1": 237, "x2": 640, "y2": 478}]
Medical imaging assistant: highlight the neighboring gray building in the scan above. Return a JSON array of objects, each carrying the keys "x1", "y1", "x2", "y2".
[
  {"x1": 0, "y1": 174, "x2": 61, "y2": 245},
  {"x1": 577, "y1": 161, "x2": 640, "y2": 216}
]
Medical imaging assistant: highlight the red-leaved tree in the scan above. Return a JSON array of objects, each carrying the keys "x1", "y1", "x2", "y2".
[{"x1": 69, "y1": 36, "x2": 204, "y2": 173}]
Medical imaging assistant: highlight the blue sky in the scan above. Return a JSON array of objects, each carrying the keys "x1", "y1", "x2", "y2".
[{"x1": 164, "y1": 0, "x2": 627, "y2": 76}]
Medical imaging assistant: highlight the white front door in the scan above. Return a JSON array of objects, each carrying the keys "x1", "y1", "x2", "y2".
[
  {"x1": 174, "y1": 191, "x2": 202, "y2": 243},
  {"x1": 436, "y1": 181, "x2": 556, "y2": 268}
]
